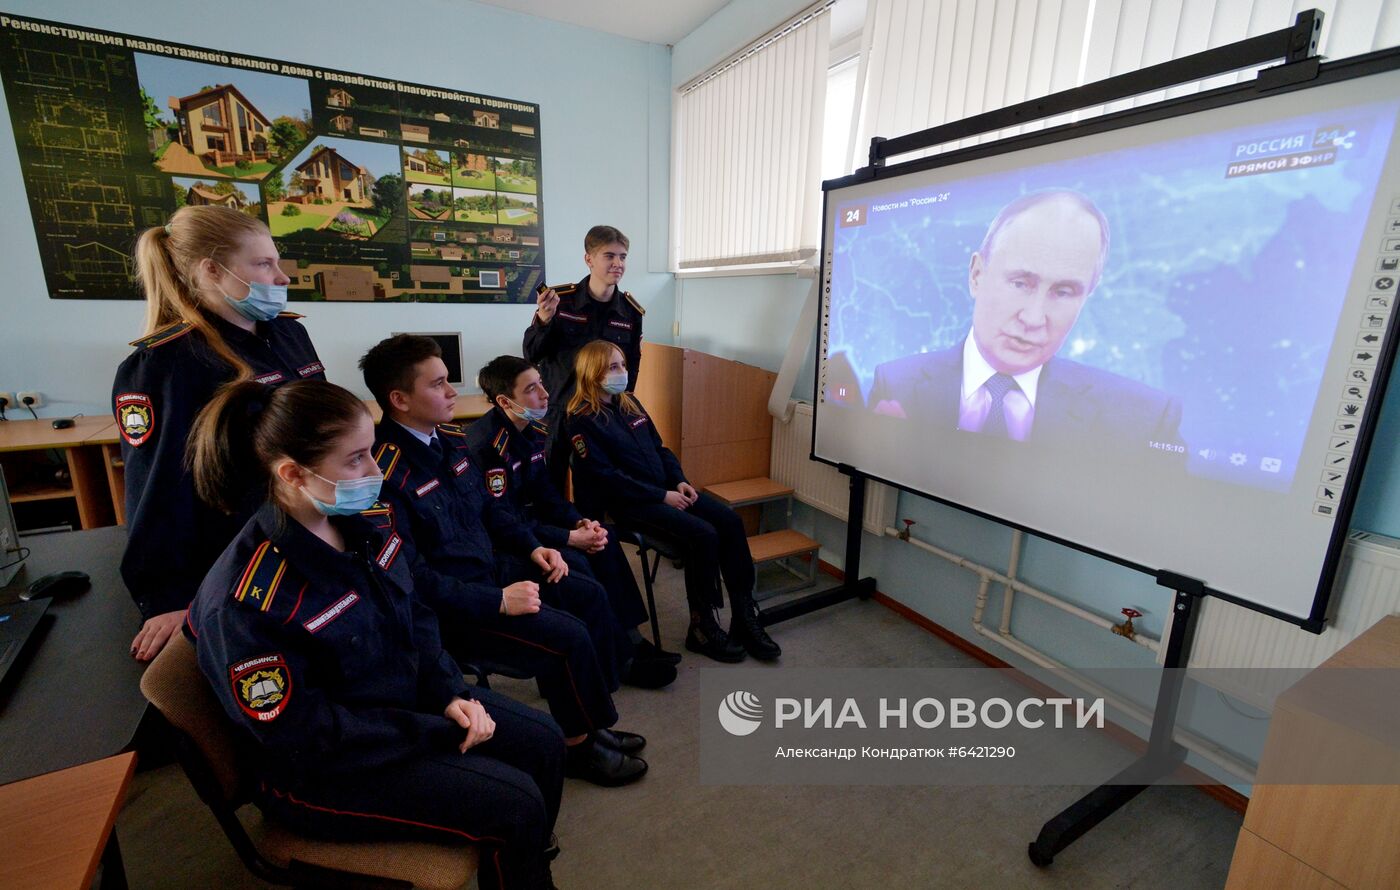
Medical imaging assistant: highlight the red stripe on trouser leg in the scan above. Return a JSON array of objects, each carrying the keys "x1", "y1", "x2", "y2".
[{"x1": 484, "y1": 626, "x2": 593, "y2": 727}]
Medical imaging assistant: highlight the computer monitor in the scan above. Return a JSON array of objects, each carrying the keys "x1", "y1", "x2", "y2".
[
  {"x1": 394, "y1": 331, "x2": 465, "y2": 386},
  {"x1": 0, "y1": 466, "x2": 22, "y2": 587}
]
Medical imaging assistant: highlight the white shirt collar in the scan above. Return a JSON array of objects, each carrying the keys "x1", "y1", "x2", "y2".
[
  {"x1": 394, "y1": 419, "x2": 437, "y2": 449},
  {"x1": 961, "y1": 334, "x2": 1042, "y2": 407}
]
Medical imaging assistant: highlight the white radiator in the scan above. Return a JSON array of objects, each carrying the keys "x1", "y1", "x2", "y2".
[
  {"x1": 1187, "y1": 530, "x2": 1400, "y2": 708},
  {"x1": 770, "y1": 401, "x2": 897, "y2": 536}
]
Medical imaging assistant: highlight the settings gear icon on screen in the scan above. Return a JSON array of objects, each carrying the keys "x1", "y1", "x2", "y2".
[{"x1": 1229, "y1": 452, "x2": 1248, "y2": 466}]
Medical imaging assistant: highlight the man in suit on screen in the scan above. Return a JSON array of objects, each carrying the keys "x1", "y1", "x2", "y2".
[{"x1": 867, "y1": 189, "x2": 1183, "y2": 453}]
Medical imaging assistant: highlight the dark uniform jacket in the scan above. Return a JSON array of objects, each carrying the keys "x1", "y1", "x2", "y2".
[
  {"x1": 464, "y1": 408, "x2": 583, "y2": 551},
  {"x1": 373, "y1": 420, "x2": 543, "y2": 622},
  {"x1": 565, "y1": 400, "x2": 687, "y2": 511},
  {"x1": 112, "y1": 312, "x2": 324, "y2": 620},
  {"x1": 522, "y1": 275, "x2": 644, "y2": 408},
  {"x1": 185, "y1": 501, "x2": 467, "y2": 791}
]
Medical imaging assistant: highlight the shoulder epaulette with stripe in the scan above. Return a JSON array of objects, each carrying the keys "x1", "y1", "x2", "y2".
[
  {"x1": 231, "y1": 540, "x2": 298, "y2": 614},
  {"x1": 552, "y1": 282, "x2": 578, "y2": 296},
  {"x1": 490, "y1": 427, "x2": 510, "y2": 459},
  {"x1": 129, "y1": 320, "x2": 193, "y2": 349},
  {"x1": 623, "y1": 291, "x2": 645, "y2": 316},
  {"x1": 277, "y1": 311, "x2": 306, "y2": 319},
  {"x1": 528, "y1": 420, "x2": 550, "y2": 437},
  {"x1": 374, "y1": 442, "x2": 402, "y2": 480},
  {"x1": 359, "y1": 502, "x2": 392, "y2": 517},
  {"x1": 437, "y1": 423, "x2": 467, "y2": 438}
]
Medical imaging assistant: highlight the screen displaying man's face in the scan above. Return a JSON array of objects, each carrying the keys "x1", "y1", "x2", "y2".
[{"x1": 968, "y1": 200, "x2": 1101, "y2": 375}]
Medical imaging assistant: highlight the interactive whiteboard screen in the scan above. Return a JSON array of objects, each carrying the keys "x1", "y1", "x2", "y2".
[{"x1": 816, "y1": 56, "x2": 1400, "y2": 628}]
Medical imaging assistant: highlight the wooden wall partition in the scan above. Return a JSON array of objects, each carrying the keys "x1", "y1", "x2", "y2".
[{"x1": 636, "y1": 342, "x2": 777, "y2": 491}]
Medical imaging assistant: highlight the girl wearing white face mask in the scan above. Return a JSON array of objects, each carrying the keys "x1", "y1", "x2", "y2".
[
  {"x1": 185, "y1": 379, "x2": 566, "y2": 890},
  {"x1": 112, "y1": 206, "x2": 326, "y2": 665},
  {"x1": 565, "y1": 341, "x2": 783, "y2": 664}
]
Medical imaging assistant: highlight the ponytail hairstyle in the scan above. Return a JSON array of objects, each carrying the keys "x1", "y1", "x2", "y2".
[
  {"x1": 566, "y1": 340, "x2": 641, "y2": 419},
  {"x1": 188, "y1": 379, "x2": 371, "y2": 514},
  {"x1": 134, "y1": 205, "x2": 271, "y2": 380}
]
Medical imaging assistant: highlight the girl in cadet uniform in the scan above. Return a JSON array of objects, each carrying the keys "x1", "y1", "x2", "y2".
[
  {"x1": 564, "y1": 340, "x2": 782, "y2": 664},
  {"x1": 185, "y1": 379, "x2": 564, "y2": 890},
  {"x1": 112, "y1": 205, "x2": 325, "y2": 662}
]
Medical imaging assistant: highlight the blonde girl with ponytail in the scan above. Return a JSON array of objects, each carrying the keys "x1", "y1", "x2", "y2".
[{"x1": 112, "y1": 205, "x2": 326, "y2": 663}]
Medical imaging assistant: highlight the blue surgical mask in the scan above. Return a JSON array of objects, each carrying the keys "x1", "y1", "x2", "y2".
[
  {"x1": 602, "y1": 372, "x2": 628, "y2": 395},
  {"x1": 306, "y1": 471, "x2": 383, "y2": 516},
  {"x1": 217, "y1": 262, "x2": 288, "y2": 322},
  {"x1": 506, "y1": 397, "x2": 548, "y2": 423}
]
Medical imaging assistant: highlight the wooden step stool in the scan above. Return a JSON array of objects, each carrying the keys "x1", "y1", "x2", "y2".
[{"x1": 705, "y1": 477, "x2": 820, "y2": 600}]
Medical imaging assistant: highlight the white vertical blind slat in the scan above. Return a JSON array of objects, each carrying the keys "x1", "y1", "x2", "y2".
[{"x1": 673, "y1": 6, "x2": 831, "y2": 268}]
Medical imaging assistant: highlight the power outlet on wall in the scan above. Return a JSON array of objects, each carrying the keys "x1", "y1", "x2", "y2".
[
  {"x1": 0, "y1": 392, "x2": 13, "y2": 412},
  {"x1": 17, "y1": 391, "x2": 44, "y2": 409}
]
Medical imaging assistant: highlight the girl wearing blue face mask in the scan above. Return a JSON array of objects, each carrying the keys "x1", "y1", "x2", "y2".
[
  {"x1": 185, "y1": 379, "x2": 566, "y2": 890},
  {"x1": 112, "y1": 206, "x2": 326, "y2": 664},
  {"x1": 565, "y1": 341, "x2": 782, "y2": 664}
]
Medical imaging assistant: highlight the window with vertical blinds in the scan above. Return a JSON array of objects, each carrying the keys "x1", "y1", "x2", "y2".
[
  {"x1": 672, "y1": 3, "x2": 832, "y2": 269},
  {"x1": 847, "y1": 0, "x2": 1400, "y2": 173}
]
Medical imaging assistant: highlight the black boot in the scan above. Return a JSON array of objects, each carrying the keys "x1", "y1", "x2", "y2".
[
  {"x1": 685, "y1": 609, "x2": 746, "y2": 663},
  {"x1": 730, "y1": 596, "x2": 781, "y2": 661}
]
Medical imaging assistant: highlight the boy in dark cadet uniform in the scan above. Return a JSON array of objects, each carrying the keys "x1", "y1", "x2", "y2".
[
  {"x1": 470, "y1": 355, "x2": 680, "y2": 684},
  {"x1": 359, "y1": 335, "x2": 649, "y2": 787},
  {"x1": 524, "y1": 225, "x2": 643, "y2": 488}
]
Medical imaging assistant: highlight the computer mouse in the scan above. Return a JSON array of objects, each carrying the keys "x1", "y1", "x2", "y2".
[
  {"x1": 51, "y1": 418, "x2": 76, "y2": 430},
  {"x1": 21, "y1": 571, "x2": 91, "y2": 601}
]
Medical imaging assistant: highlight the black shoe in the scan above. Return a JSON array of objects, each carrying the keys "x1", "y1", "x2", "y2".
[
  {"x1": 685, "y1": 618, "x2": 746, "y2": 663},
  {"x1": 731, "y1": 600, "x2": 781, "y2": 661},
  {"x1": 622, "y1": 657, "x2": 677, "y2": 689},
  {"x1": 634, "y1": 636, "x2": 682, "y2": 665},
  {"x1": 564, "y1": 738, "x2": 648, "y2": 787},
  {"x1": 594, "y1": 727, "x2": 646, "y2": 754}
]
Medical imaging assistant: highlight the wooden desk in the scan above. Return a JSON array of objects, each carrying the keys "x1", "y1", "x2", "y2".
[
  {"x1": 0, "y1": 417, "x2": 120, "y2": 531},
  {"x1": 1226, "y1": 615, "x2": 1400, "y2": 889},
  {"x1": 363, "y1": 393, "x2": 492, "y2": 423},
  {"x1": 0, "y1": 527, "x2": 148, "y2": 786},
  {"x1": 0, "y1": 752, "x2": 136, "y2": 890}
]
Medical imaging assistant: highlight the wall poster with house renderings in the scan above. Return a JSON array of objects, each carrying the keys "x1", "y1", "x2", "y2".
[{"x1": 0, "y1": 13, "x2": 545, "y2": 303}]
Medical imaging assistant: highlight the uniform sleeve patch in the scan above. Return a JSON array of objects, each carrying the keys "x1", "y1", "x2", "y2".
[
  {"x1": 116, "y1": 392, "x2": 154, "y2": 447},
  {"x1": 571, "y1": 434, "x2": 588, "y2": 459},
  {"x1": 297, "y1": 361, "x2": 325, "y2": 378},
  {"x1": 485, "y1": 467, "x2": 507, "y2": 498},
  {"x1": 230, "y1": 654, "x2": 291, "y2": 722},
  {"x1": 629, "y1": 415, "x2": 649, "y2": 429},
  {"x1": 452, "y1": 457, "x2": 471, "y2": 477},
  {"x1": 253, "y1": 371, "x2": 287, "y2": 385},
  {"x1": 608, "y1": 319, "x2": 634, "y2": 330},
  {"x1": 530, "y1": 451, "x2": 547, "y2": 464},
  {"x1": 303, "y1": 592, "x2": 359, "y2": 633}
]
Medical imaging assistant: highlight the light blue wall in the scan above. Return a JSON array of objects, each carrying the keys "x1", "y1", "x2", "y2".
[{"x1": 0, "y1": 0, "x2": 674, "y2": 417}]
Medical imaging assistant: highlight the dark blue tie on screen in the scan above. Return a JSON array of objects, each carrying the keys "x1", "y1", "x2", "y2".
[
  {"x1": 429, "y1": 436, "x2": 445, "y2": 461},
  {"x1": 981, "y1": 373, "x2": 1018, "y2": 438}
]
